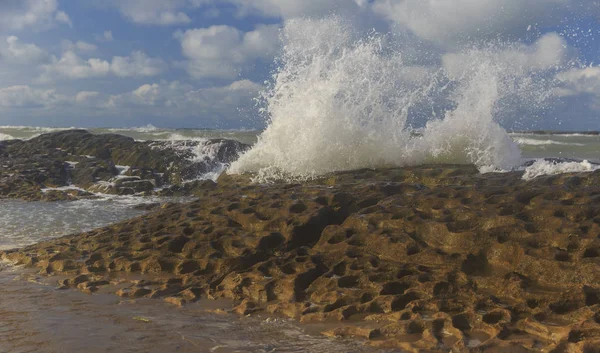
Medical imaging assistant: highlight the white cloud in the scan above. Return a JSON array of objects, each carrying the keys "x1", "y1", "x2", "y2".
[
  {"x1": 40, "y1": 50, "x2": 167, "y2": 81},
  {"x1": 61, "y1": 40, "x2": 98, "y2": 53},
  {"x1": 0, "y1": 85, "x2": 67, "y2": 108},
  {"x1": 106, "y1": 0, "x2": 193, "y2": 25},
  {"x1": 230, "y1": 0, "x2": 368, "y2": 19},
  {"x1": 0, "y1": 80, "x2": 263, "y2": 126},
  {"x1": 106, "y1": 80, "x2": 263, "y2": 124},
  {"x1": 55, "y1": 10, "x2": 72, "y2": 27},
  {"x1": 556, "y1": 67, "x2": 600, "y2": 97},
  {"x1": 0, "y1": 36, "x2": 48, "y2": 64},
  {"x1": 111, "y1": 51, "x2": 167, "y2": 77},
  {"x1": 75, "y1": 91, "x2": 100, "y2": 103},
  {"x1": 94, "y1": 30, "x2": 115, "y2": 42},
  {"x1": 178, "y1": 24, "x2": 280, "y2": 79},
  {"x1": 41, "y1": 51, "x2": 110, "y2": 80},
  {"x1": 0, "y1": 0, "x2": 71, "y2": 31},
  {"x1": 442, "y1": 33, "x2": 571, "y2": 79},
  {"x1": 372, "y1": 0, "x2": 573, "y2": 47}
]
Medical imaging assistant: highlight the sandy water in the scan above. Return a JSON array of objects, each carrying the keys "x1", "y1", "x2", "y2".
[{"x1": 0, "y1": 267, "x2": 383, "y2": 353}]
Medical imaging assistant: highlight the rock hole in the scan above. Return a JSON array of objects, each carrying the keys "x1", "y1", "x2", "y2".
[
  {"x1": 483, "y1": 311, "x2": 504, "y2": 325},
  {"x1": 452, "y1": 314, "x2": 472, "y2": 331},
  {"x1": 584, "y1": 248, "x2": 600, "y2": 258},
  {"x1": 407, "y1": 320, "x2": 425, "y2": 334},
  {"x1": 360, "y1": 292, "x2": 375, "y2": 303},
  {"x1": 584, "y1": 286, "x2": 600, "y2": 306},
  {"x1": 289, "y1": 202, "x2": 308, "y2": 214},
  {"x1": 555, "y1": 251, "x2": 571, "y2": 262},
  {"x1": 380, "y1": 282, "x2": 410, "y2": 295},
  {"x1": 391, "y1": 292, "x2": 421, "y2": 311},
  {"x1": 338, "y1": 275, "x2": 360, "y2": 288}
]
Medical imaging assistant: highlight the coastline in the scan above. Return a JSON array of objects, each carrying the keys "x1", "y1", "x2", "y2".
[
  {"x1": 2, "y1": 164, "x2": 600, "y2": 352},
  {"x1": 0, "y1": 265, "x2": 378, "y2": 353}
]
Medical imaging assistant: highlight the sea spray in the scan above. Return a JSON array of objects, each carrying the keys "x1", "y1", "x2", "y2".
[{"x1": 229, "y1": 17, "x2": 562, "y2": 181}]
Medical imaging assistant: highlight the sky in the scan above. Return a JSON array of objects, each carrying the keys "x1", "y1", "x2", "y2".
[{"x1": 0, "y1": 0, "x2": 599, "y2": 130}]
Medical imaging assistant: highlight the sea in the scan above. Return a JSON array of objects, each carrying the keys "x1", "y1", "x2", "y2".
[{"x1": 2, "y1": 16, "x2": 600, "y2": 353}]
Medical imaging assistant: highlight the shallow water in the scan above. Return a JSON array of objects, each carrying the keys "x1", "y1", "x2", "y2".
[
  {"x1": 0, "y1": 197, "x2": 388, "y2": 353},
  {"x1": 0, "y1": 267, "x2": 383, "y2": 353},
  {"x1": 0, "y1": 197, "x2": 162, "y2": 250}
]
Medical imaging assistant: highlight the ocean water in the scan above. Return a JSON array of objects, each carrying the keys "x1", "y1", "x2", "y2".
[
  {"x1": 0, "y1": 268, "x2": 383, "y2": 353},
  {"x1": 0, "y1": 125, "x2": 260, "y2": 146},
  {"x1": 1, "y1": 127, "x2": 598, "y2": 176}
]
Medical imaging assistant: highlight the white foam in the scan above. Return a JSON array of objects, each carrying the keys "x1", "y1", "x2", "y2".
[
  {"x1": 522, "y1": 159, "x2": 600, "y2": 180},
  {"x1": 228, "y1": 17, "x2": 551, "y2": 182},
  {"x1": 107, "y1": 124, "x2": 160, "y2": 133},
  {"x1": 149, "y1": 138, "x2": 228, "y2": 181},
  {"x1": 0, "y1": 132, "x2": 15, "y2": 141},
  {"x1": 514, "y1": 137, "x2": 585, "y2": 146},
  {"x1": 115, "y1": 165, "x2": 130, "y2": 175},
  {"x1": 41, "y1": 186, "x2": 87, "y2": 193}
]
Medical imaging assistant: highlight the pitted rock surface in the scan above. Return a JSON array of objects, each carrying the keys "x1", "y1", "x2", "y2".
[{"x1": 3, "y1": 165, "x2": 600, "y2": 352}]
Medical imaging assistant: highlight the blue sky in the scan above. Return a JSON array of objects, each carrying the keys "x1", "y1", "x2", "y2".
[{"x1": 0, "y1": 0, "x2": 599, "y2": 130}]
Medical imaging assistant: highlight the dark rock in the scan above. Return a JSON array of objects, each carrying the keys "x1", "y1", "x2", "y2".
[{"x1": 0, "y1": 130, "x2": 249, "y2": 201}]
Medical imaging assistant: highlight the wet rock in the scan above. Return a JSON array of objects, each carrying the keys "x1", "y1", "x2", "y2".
[
  {"x1": 0, "y1": 130, "x2": 249, "y2": 201},
  {"x1": 3, "y1": 164, "x2": 600, "y2": 351}
]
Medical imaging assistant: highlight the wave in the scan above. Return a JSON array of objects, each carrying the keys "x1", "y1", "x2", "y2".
[
  {"x1": 229, "y1": 17, "x2": 567, "y2": 181},
  {"x1": 0, "y1": 126, "x2": 73, "y2": 132},
  {"x1": 522, "y1": 159, "x2": 600, "y2": 180},
  {"x1": 0, "y1": 132, "x2": 15, "y2": 141},
  {"x1": 513, "y1": 137, "x2": 585, "y2": 147},
  {"x1": 106, "y1": 124, "x2": 160, "y2": 133}
]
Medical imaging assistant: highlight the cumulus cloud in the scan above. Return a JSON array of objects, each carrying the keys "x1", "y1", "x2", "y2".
[
  {"x1": 0, "y1": 0, "x2": 71, "y2": 31},
  {"x1": 111, "y1": 51, "x2": 167, "y2": 77},
  {"x1": 442, "y1": 33, "x2": 572, "y2": 79},
  {"x1": 556, "y1": 66, "x2": 600, "y2": 99},
  {"x1": 40, "y1": 50, "x2": 167, "y2": 81},
  {"x1": 0, "y1": 36, "x2": 49, "y2": 64},
  {"x1": 0, "y1": 79, "x2": 263, "y2": 127},
  {"x1": 75, "y1": 91, "x2": 100, "y2": 103},
  {"x1": 230, "y1": 0, "x2": 369, "y2": 19},
  {"x1": 61, "y1": 40, "x2": 98, "y2": 53},
  {"x1": 111, "y1": 79, "x2": 262, "y2": 109},
  {"x1": 94, "y1": 31, "x2": 114, "y2": 42},
  {"x1": 178, "y1": 24, "x2": 280, "y2": 79},
  {"x1": 55, "y1": 11, "x2": 72, "y2": 27},
  {"x1": 105, "y1": 0, "x2": 194, "y2": 25},
  {"x1": 0, "y1": 85, "x2": 67, "y2": 108},
  {"x1": 372, "y1": 0, "x2": 574, "y2": 47}
]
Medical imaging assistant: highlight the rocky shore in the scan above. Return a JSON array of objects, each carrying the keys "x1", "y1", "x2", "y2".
[
  {"x1": 3, "y1": 163, "x2": 600, "y2": 352},
  {"x1": 0, "y1": 130, "x2": 249, "y2": 201}
]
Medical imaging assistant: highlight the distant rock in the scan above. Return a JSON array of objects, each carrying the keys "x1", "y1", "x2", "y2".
[{"x1": 0, "y1": 130, "x2": 250, "y2": 201}]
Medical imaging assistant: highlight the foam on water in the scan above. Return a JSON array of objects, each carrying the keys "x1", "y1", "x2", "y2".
[
  {"x1": 0, "y1": 132, "x2": 14, "y2": 141},
  {"x1": 514, "y1": 137, "x2": 585, "y2": 147},
  {"x1": 149, "y1": 137, "x2": 232, "y2": 181},
  {"x1": 229, "y1": 17, "x2": 562, "y2": 181},
  {"x1": 522, "y1": 159, "x2": 600, "y2": 180}
]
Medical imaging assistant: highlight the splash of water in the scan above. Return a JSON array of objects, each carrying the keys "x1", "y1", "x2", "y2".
[{"x1": 229, "y1": 17, "x2": 558, "y2": 181}]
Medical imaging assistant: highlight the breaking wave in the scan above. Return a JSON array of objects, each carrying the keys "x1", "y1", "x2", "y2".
[
  {"x1": 0, "y1": 133, "x2": 15, "y2": 141},
  {"x1": 229, "y1": 17, "x2": 562, "y2": 181},
  {"x1": 522, "y1": 159, "x2": 600, "y2": 180}
]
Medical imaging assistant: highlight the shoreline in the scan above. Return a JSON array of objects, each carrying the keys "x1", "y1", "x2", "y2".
[
  {"x1": 2, "y1": 165, "x2": 600, "y2": 352},
  {"x1": 0, "y1": 265, "x2": 378, "y2": 353}
]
